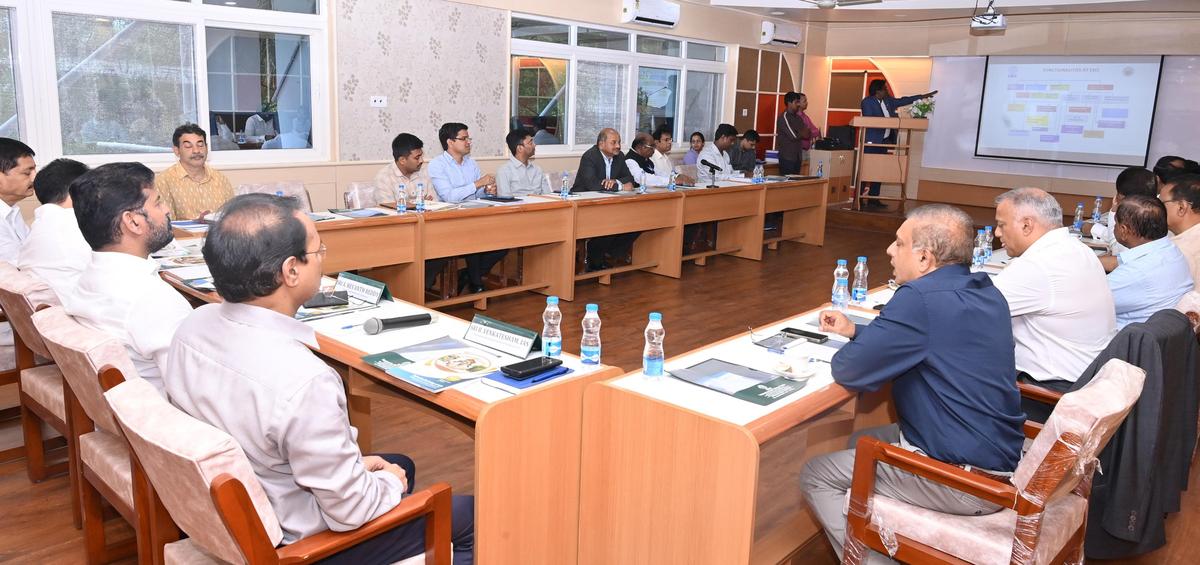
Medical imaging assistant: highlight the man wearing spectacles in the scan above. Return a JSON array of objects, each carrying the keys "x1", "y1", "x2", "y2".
[
  {"x1": 61, "y1": 162, "x2": 193, "y2": 396},
  {"x1": 428, "y1": 122, "x2": 505, "y2": 294},
  {"x1": 1162, "y1": 174, "x2": 1200, "y2": 285}
]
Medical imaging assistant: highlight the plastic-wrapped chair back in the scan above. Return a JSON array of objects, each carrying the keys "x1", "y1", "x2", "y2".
[
  {"x1": 234, "y1": 181, "x2": 312, "y2": 212},
  {"x1": 343, "y1": 181, "x2": 381, "y2": 208},
  {"x1": 0, "y1": 262, "x2": 59, "y2": 359}
]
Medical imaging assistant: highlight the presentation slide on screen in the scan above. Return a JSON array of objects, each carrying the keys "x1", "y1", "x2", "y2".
[{"x1": 975, "y1": 56, "x2": 1162, "y2": 167}]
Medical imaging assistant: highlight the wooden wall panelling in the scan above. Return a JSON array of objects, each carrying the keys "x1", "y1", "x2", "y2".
[{"x1": 737, "y1": 47, "x2": 760, "y2": 91}]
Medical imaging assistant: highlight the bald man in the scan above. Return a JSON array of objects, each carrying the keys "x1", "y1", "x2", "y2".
[{"x1": 572, "y1": 128, "x2": 634, "y2": 193}]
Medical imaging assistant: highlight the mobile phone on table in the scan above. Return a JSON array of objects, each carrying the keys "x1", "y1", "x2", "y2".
[
  {"x1": 781, "y1": 327, "x2": 830, "y2": 344},
  {"x1": 500, "y1": 357, "x2": 563, "y2": 380}
]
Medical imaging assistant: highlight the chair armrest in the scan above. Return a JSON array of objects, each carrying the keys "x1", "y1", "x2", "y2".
[
  {"x1": 1023, "y1": 420, "x2": 1043, "y2": 440},
  {"x1": 849, "y1": 435, "x2": 1018, "y2": 510},
  {"x1": 276, "y1": 482, "x2": 453, "y2": 564},
  {"x1": 1017, "y1": 381, "x2": 1063, "y2": 405}
]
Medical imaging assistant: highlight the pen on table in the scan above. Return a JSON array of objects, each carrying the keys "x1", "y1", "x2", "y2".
[{"x1": 340, "y1": 322, "x2": 363, "y2": 330}]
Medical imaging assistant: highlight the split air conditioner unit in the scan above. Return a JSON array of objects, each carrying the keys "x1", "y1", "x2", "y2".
[
  {"x1": 620, "y1": 0, "x2": 680, "y2": 28},
  {"x1": 760, "y1": 21, "x2": 802, "y2": 47}
]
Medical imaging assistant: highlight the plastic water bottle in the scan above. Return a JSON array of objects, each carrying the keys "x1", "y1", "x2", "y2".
[
  {"x1": 274, "y1": 190, "x2": 284, "y2": 197},
  {"x1": 668, "y1": 170, "x2": 678, "y2": 192},
  {"x1": 851, "y1": 257, "x2": 869, "y2": 305},
  {"x1": 1091, "y1": 196, "x2": 1103, "y2": 224},
  {"x1": 973, "y1": 230, "x2": 987, "y2": 270},
  {"x1": 560, "y1": 171, "x2": 571, "y2": 199},
  {"x1": 831, "y1": 259, "x2": 850, "y2": 312},
  {"x1": 1072, "y1": 202, "x2": 1085, "y2": 233},
  {"x1": 816, "y1": 160, "x2": 825, "y2": 178},
  {"x1": 753, "y1": 163, "x2": 765, "y2": 184},
  {"x1": 983, "y1": 226, "x2": 994, "y2": 261},
  {"x1": 395, "y1": 183, "x2": 407, "y2": 214},
  {"x1": 415, "y1": 182, "x2": 426, "y2": 213},
  {"x1": 541, "y1": 296, "x2": 562, "y2": 358},
  {"x1": 643, "y1": 312, "x2": 665, "y2": 377},
  {"x1": 581, "y1": 304, "x2": 601, "y2": 364}
]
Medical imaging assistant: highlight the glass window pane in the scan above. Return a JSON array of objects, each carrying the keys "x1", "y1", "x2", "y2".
[
  {"x1": 684, "y1": 71, "x2": 722, "y2": 142},
  {"x1": 206, "y1": 28, "x2": 313, "y2": 151},
  {"x1": 577, "y1": 27, "x2": 628, "y2": 51},
  {"x1": 53, "y1": 14, "x2": 196, "y2": 155},
  {"x1": 687, "y1": 43, "x2": 725, "y2": 62},
  {"x1": 511, "y1": 56, "x2": 567, "y2": 146},
  {"x1": 637, "y1": 67, "x2": 678, "y2": 135},
  {"x1": 636, "y1": 36, "x2": 681, "y2": 57},
  {"x1": 575, "y1": 61, "x2": 627, "y2": 145},
  {"x1": 0, "y1": 9, "x2": 18, "y2": 140},
  {"x1": 511, "y1": 17, "x2": 568, "y2": 44},
  {"x1": 202, "y1": 0, "x2": 318, "y2": 15}
]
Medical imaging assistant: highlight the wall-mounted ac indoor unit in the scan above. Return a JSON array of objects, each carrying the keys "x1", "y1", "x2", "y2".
[
  {"x1": 620, "y1": 0, "x2": 680, "y2": 28},
  {"x1": 760, "y1": 21, "x2": 802, "y2": 47}
]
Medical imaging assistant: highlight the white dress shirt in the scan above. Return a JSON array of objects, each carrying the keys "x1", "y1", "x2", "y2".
[
  {"x1": 625, "y1": 157, "x2": 671, "y2": 187},
  {"x1": 650, "y1": 149, "x2": 675, "y2": 178},
  {"x1": 696, "y1": 144, "x2": 735, "y2": 184},
  {"x1": 0, "y1": 199, "x2": 29, "y2": 264},
  {"x1": 61, "y1": 251, "x2": 193, "y2": 393},
  {"x1": 165, "y1": 302, "x2": 406, "y2": 543},
  {"x1": 992, "y1": 227, "x2": 1116, "y2": 382},
  {"x1": 1089, "y1": 210, "x2": 1128, "y2": 256},
  {"x1": 17, "y1": 203, "x2": 92, "y2": 302}
]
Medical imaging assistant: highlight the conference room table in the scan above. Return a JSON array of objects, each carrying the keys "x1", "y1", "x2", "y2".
[{"x1": 576, "y1": 287, "x2": 896, "y2": 565}]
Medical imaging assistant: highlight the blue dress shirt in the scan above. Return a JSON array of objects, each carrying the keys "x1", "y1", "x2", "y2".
[
  {"x1": 831, "y1": 264, "x2": 1025, "y2": 472},
  {"x1": 428, "y1": 152, "x2": 484, "y2": 203},
  {"x1": 1108, "y1": 236, "x2": 1194, "y2": 329}
]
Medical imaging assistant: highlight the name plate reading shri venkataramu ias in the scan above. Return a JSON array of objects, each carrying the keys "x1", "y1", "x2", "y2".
[{"x1": 463, "y1": 314, "x2": 539, "y2": 359}]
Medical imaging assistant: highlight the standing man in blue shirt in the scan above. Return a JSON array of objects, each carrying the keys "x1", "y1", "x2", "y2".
[
  {"x1": 800, "y1": 204, "x2": 1024, "y2": 564},
  {"x1": 858, "y1": 80, "x2": 936, "y2": 210},
  {"x1": 428, "y1": 122, "x2": 506, "y2": 294},
  {"x1": 1107, "y1": 193, "x2": 1193, "y2": 328}
]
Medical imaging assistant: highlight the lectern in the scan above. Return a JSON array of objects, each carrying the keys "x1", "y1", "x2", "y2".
[{"x1": 849, "y1": 116, "x2": 929, "y2": 211}]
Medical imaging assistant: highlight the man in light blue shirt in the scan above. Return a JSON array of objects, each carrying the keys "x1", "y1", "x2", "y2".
[
  {"x1": 1107, "y1": 193, "x2": 1194, "y2": 328},
  {"x1": 427, "y1": 122, "x2": 495, "y2": 203}
]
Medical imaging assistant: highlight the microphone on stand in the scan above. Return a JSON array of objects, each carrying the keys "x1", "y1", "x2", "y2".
[
  {"x1": 700, "y1": 159, "x2": 723, "y2": 188},
  {"x1": 700, "y1": 159, "x2": 723, "y2": 171}
]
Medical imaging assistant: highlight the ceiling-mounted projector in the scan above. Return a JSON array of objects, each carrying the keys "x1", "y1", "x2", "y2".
[
  {"x1": 801, "y1": 0, "x2": 883, "y2": 9},
  {"x1": 971, "y1": 2, "x2": 1006, "y2": 31}
]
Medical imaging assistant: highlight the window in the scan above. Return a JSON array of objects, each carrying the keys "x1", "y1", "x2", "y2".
[
  {"x1": 202, "y1": 0, "x2": 319, "y2": 15},
  {"x1": 512, "y1": 56, "x2": 567, "y2": 146},
  {"x1": 511, "y1": 17, "x2": 568, "y2": 44},
  {"x1": 686, "y1": 43, "x2": 725, "y2": 62},
  {"x1": 637, "y1": 36, "x2": 680, "y2": 58},
  {"x1": 637, "y1": 67, "x2": 677, "y2": 134},
  {"x1": 575, "y1": 61, "x2": 627, "y2": 145},
  {"x1": 577, "y1": 27, "x2": 628, "y2": 51},
  {"x1": 0, "y1": 9, "x2": 18, "y2": 140},
  {"x1": 206, "y1": 28, "x2": 313, "y2": 151},
  {"x1": 53, "y1": 13, "x2": 197, "y2": 155},
  {"x1": 684, "y1": 71, "x2": 722, "y2": 140}
]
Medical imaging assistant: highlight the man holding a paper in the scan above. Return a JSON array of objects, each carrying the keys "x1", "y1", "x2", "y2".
[{"x1": 800, "y1": 204, "x2": 1024, "y2": 564}]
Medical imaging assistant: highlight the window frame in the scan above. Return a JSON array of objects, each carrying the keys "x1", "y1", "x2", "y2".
[{"x1": 510, "y1": 13, "x2": 726, "y2": 155}]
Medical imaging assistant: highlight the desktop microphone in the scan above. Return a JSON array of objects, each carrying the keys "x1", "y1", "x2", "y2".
[
  {"x1": 700, "y1": 159, "x2": 724, "y2": 172},
  {"x1": 363, "y1": 313, "x2": 433, "y2": 335}
]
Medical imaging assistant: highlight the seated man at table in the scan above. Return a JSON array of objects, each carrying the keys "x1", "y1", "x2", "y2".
[
  {"x1": 696, "y1": 123, "x2": 738, "y2": 185},
  {"x1": 496, "y1": 129, "x2": 550, "y2": 197},
  {"x1": 725, "y1": 129, "x2": 759, "y2": 174},
  {"x1": 649, "y1": 126, "x2": 694, "y2": 185},
  {"x1": 154, "y1": 123, "x2": 234, "y2": 220},
  {"x1": 801, "y1": 204, "x2": 1024, "y2": 565},
  {"x1": 0, "y1": 137, "x2": 35, "y2": 264},
  {"x1": 993, "y1": 187, "x2": 1115, "y2": 392},
  {"x1": 373, "y1": 133, "x2": 445, "y2": 289},
  {"x1": 64, "y1": 163, "x2": 193, "y2": 394},
  {"x1": 17, "y1": 158, "x2": 92, "y2": 300},
  {"x1": 165, "y1": 194, "x2": 474, "y2": 564},
  {"x1": 1165, "y1": 174, "x2": 1200, "y2": 284},
  {"x1": 1154, "y1": 154, "x2": 1187, "y2": 189},
  {"x1": 624, "y1": 132, "x2": 671, "y2": 188},
  {"x1": 429, "y1": 122, "x2": 506, "y2": 294},
  {"x1": 573, "y1": 128, "x2": 639, "y2": 271},
  {"x1": 1091, "y1": 166, "x2": 1158, "y2": 272},
  {"x1": 1106, "y1": 193, "x2": 1193, "y2": 328}
]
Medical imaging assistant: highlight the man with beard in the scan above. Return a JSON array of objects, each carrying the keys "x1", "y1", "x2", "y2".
[
  {"x1": 64, "y1": 162, "x2": 193, "y2": 396},
  {"x1": 155, "y1": 123, "x2": 235, "y2": 220}
]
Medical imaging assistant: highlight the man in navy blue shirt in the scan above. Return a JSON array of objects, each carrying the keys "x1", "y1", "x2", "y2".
[{"x1": 800, "y1": 204, "x2": 1024, "y2": 564}]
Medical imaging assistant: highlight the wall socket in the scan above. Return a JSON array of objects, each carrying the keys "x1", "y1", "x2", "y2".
[
  {"x1": 369, "y1": 95, "x2": 387, "y2": 108},
  {"x1": 741, "y1": 108, "x2": 749, "y2": 117}
]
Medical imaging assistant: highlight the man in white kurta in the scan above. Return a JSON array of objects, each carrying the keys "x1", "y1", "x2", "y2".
[{"x1": 17, "y1": 158, "x2": 92, "y2": 302}]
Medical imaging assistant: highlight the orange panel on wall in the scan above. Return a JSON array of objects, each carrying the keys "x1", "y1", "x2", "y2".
[
  {"x1": 756, "y1": 93, "x2": 778, "y2": 134},
  {"x1": 832, "y1": 58, "x2": 879, "y2": 71},
  {"x1": 829, "y1": 73, "x2": 865, "y2": 110},
  {"x1": 826, "y1": 110, "x2": 860, "y2": 128},
  {"x1": 756, "y1": 135, "x2": 774, "y2": 160}
]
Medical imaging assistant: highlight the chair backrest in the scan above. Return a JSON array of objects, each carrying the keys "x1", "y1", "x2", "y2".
[
  {"x1": 235, "y1": 181, "x2": 312, "y2": 212},
  {"x1": 104, "y1": 378, "x2": 284, "y2": 563},
  {"x1": 1013, "y1": 358, "x2": 1145, "y2": 505},
  {"x1": 32, "y1": 306, "x2": 138, "y2": 434},
  {"x1": 0, "y1": 262, "x2": 59, "y2": 360},
  {"x1": 344, "y1": 181, "x2": 381, "y2": 208},
  {"x1": 1175, "y1": 290, "x2": 1200, "y2": 335}
]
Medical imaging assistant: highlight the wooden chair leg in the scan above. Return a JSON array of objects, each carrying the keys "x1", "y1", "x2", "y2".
[
  {"x1": 80, "y1": 476, "x2": 108, "y2": 565},
  {"x1": 20, "y1": 402, "x2": 47, "y2": 482},
  {"x1": 69, "y1": 435, "x2": 82, "y2": 529}
]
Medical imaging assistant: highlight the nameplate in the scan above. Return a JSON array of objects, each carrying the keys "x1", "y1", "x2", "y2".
[
  {"x1": 463, "y1": 315, "x2": 538, "y2": 359},
  {"x1": 334, "y1": 272, "x2": 391, "y2": 305}
]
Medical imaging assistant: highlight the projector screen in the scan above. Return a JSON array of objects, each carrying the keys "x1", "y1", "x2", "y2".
[{"x1": 975, "y1": 55, "x2": 1163, "y2": 167}]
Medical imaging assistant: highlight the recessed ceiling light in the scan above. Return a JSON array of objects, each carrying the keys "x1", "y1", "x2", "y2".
[
  {"x1": 770, "y1": 11, "x2": 785, "y2": 15},
  {"x1": 225, "y1": 1, "x2": 238, "y2": 5}
]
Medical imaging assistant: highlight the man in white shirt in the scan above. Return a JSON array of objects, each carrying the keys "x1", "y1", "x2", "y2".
[
  {"x1": 696, "y1": 123, "x2": 738, "y2": 186},
  {"x1": 0, "y1": 137, "x2": 36, "y2": 263},
  {"x1": 166, "y1": 194, "x2": 474, "y2": 563},
  {"x1": 17, "y1": 158, "x2": 92, "y2": 301},
  {"x1": 1162, "y1": 174, "x2": 1200, "y2": 285},
  {"x1": 1090, "y1": 166, "x2": 1158, "y2": 272},
  {"x1": 624, "y1": 132, "x2": 671, "y2": 188},
  {"x1": 649, "y1": 127, "x2": 694, "y2": 185},
  {"x1": 993, "y1": 187, "x2": 1116, "y2": 392},
  {"x1": 62, "y1": 163, "x2": 193, "y2": 394},
  {"x1": 495, "y1": 129, "x2": 550, "y2": 197}
]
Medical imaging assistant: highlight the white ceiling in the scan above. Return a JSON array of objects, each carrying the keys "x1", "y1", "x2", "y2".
[{"x1": 704, "y1": 0, "x2": 1200, "y2": 23}]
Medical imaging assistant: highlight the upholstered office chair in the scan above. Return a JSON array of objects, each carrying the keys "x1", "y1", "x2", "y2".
[
  {"x1": 103, "y1": 377, "x2": 453, "y2": 565},
  {"x1": 33, "y1": 306, "x2": 176, "y2": 565},
  {"x1": 1175, "y1": 290, "x2": 1200, "y2": 337},
  {"x1": 841, "y1": 358, "x2": 1144, "y2": 565},
  {"x1": 0, "y1": 263, "x2": 69, "y2": 486},
  {"x1": 235, "y1": 181, "x2": 313, "y2": 212}
]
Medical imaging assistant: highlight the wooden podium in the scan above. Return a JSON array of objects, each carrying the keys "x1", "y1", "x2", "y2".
[{"x1": 850, "y1": 116, "x2": 928, "y2": 210}]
